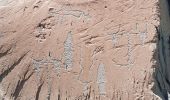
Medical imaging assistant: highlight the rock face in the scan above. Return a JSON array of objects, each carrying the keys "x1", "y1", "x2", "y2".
[{"x1": 0, "y1": 0, "x2": 164, "y2": 100}]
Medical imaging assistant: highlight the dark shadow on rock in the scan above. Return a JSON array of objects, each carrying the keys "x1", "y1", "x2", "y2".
[
  {"x1": 152, "y1": 0, "x2": 170, "y2": 99},
  {"x1": 152, "y1": 26, "x2": 168, "y2": 100}
]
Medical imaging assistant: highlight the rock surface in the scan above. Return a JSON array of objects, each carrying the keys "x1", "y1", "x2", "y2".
[{"x1": 0, "y1": 0, "x2": 162, "y2": 100}]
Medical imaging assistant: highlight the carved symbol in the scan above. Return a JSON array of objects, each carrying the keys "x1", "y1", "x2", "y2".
[
  {"x1": 32, "y1": 52, "x2": 61, "y2": 81},
  {"x1": 136, "y1": 23, "x2": 148, "y2": 46},
  {"x1": 64, "y1": 31, "x2": 73, "y2": 70},
  {"x1": 97, "y1": 63, "x2": 106, "y2": 95},
  {"x1": 49, "y1": 5, "x2": 91, "y2": 24}
]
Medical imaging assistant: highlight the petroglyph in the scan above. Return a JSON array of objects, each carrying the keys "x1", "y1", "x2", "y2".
[
  {"x1": 136, "y1": 23, "x2": 148, "y2": 46},
  {"x1": 33, "y1": 59, "x2": 41, "y2": 82},
  {"x1": 49, "y1": 6, "x2": 91, "y2": 24},
  {"x1": 82, "y1": 83, "x2": 89, "y2": 95},
  {"x1": 46, "y1": 69, "x2": 52, "y2": 100},
  {"x1": 97, "y1": 63, "x2": 106, "y2": 95},
  {"x1": 106, "y1": 32, "x2": 118, "y2": 47},
  {"x1": 32, "y1": 53, "x2": 61, "y2": 79},
  {"x1": 51, "y1": 9, "x2": 90, "y2": 18},
  {"x1": 52, "y1": 59, "x2": 61, "y2": 75},
  {"x1": 140, "y1": 32, "x2": 147, "y2": 45},
  {"x1": 64, "y1": 31, "x2": 73, "y2": 70},
  {"x1": 111, "y1": 33, "x2": 117, "y2": 47}
]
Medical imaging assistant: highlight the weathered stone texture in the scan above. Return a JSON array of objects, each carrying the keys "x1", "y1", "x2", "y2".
[{"x1": 0, "y1": 0, "x2": 161, "y2": 100}]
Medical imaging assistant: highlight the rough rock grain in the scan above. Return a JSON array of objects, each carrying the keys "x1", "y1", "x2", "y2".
[{"x1": 0, "y1": 0, "x2": 162, "y2": 100}]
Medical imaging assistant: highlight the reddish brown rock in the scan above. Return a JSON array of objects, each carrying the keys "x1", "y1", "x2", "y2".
[{"x1": 0, "y1": 0, "x2": 163, "y2": 100}]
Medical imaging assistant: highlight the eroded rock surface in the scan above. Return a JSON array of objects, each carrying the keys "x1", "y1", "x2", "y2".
[{"x1": 0, "y1": 0, "x2": 161, "y2": 100}]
